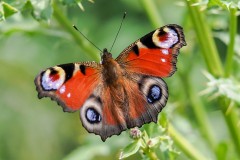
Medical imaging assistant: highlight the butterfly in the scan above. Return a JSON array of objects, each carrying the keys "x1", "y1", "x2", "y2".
[{"x1": 35, "y1": 24, "x2": 186, "y2": 141}]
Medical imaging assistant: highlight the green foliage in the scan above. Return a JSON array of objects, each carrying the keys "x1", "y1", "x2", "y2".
[
  {"x1": 1, "y1": 1, "x2": 18, "y2": 20},
  {"x1": 120, "y1": 123, "x2": 179, "y2": 160},
  {"x1": 207, "y1": 0, "x2": 240, "y2": 10},
  {"x1": 202, "y1": 71, "x2": 240, "y2": 104},
  {"x1": 0, "y1": 0, "x2": 240, "y2": 160}
]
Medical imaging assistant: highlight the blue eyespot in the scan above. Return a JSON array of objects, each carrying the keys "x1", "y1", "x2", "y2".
[
  {"x1": 86, "y1": 108, "x2": 101, "y2": 124},
  {"x1": 147, "y1": 85, "x2": 161, "y2": 103}
]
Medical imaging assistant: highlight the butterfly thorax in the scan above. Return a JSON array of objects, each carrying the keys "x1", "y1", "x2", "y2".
[{"x1": 101, "y1": 48, "x2": 124, "y2": 87}]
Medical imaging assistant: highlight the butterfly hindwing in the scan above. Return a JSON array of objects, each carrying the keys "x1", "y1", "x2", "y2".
[
  {"x1": 78, "y1": 73, "x2": 168, "y2": 141},
  {"x1": 116, "y1": 24, "x2": 186, "y2": 77}
]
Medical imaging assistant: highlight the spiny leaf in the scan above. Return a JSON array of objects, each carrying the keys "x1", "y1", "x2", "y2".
[
  {"x1": 2, "y1": 2, "x2": 18, "y2": 18},
  {"x1": 21, "y1": 1, "x2": 34, "y2": 16},
  {"x1": 30, "y1": 0, "x2": 53, "y2": 22},
  {"x1": 201, "y1": 71, "x2": 240, "y2": 104},
  {"x1": 208, "y1": 0, "x2": 239, "y2": 10}
]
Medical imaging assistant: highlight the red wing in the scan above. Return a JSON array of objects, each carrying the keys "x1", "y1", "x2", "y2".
[
  {"x1": 78, "y1": 74, "x2": 168, "y2": 141},
  {"x1": 116, "y1": 24, "x2": 186, "y2": 77},
  {"x1": 34, "y1": 62, "x2": 101, "y2": 112}
]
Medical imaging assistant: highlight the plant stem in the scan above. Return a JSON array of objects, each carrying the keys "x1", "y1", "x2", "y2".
[
  {"x1": 178, "y1": 73, "x2": 217, "y2": 152},
  {"x1": 220, "y1": 99, "x2": 240, "y2": 158},
  {"x1": 139, "y1": 0, "x2": 165, "y2": 28},
  {"x1": 187, "y1": 1, "x2": 240, "y2": 158},
  {"x1": 222, "y1": 8, "x2": 240, "y2": 155},
  {"x1": 142, "y1": 148, "x2": 159, "y2": 160},
  {"x1": 224, "y1": 8, "x2": 237, "y2": 77},
  {"x1": 186, "y1": 0, "x2": 224, "y2": 77},
  {"x1": 52, "y1": 2, "x2": 99, "y2": 61},
  {"x1": 168, "y1": 124, "x2": 206, "y2": 160}
]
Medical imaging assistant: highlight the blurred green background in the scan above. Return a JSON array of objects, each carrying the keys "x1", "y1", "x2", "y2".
[{"x1": 0, "y1": 0, "x2": 240, "y2": 160}]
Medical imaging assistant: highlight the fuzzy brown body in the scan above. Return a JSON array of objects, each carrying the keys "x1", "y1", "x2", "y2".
[{"x1": 102, "y1": 50, "x2": 125, "y2": 87}]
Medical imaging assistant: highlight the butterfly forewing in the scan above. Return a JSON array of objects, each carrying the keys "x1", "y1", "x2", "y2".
[
  {"x1": 35, "y1": 62, "x2": 102, "y2": 112},
  {"x1": 116, "y1": 24, "x2": 186, "y2": 77}
]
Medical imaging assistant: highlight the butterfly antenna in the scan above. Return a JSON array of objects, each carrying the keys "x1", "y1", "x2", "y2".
[
  {"x1": 110, "y1": 12, "x2": 127, "y2": 52},
  {"x1": 73, "y1": 25, "x2": 102, "y2": 53}
]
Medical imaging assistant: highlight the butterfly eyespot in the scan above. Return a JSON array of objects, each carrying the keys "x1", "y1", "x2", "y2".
[
  {"x1": 80, "y1": 96, "x2": 103, "y2": 131},
  {"x1": 147, "y1": 85, "x2": 162, "y2": 103},
  {"x1": 153, "y1": 27, "x2": 179, "y2": 49},
  {"x1": 139, "y1": 76, "x2": 168, "y2": 106},
  {"x1": 86, "y1": 108, "x2": 101, "y2": 124},
  {"x1": 41, "y1": 67, "x2": 66, "y2": 91}
]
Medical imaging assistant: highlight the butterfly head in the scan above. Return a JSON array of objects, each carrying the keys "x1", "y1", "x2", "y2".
[{"x1": 101, "y1": 48, "x2": 112, "y2": 64}]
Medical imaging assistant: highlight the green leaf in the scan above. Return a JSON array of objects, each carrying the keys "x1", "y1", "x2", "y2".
[
  {"x1": 119, "y1": 140, "x2": 142, "y2": 159},
  {"x1": 2, "y1": 2, "x2": 18, "y2": 18},
  {"x1": 30, "y1": 0, "x2": 53, "y2": 21},
  {"x1": 158, "y1": 112, "x2": 168, "y2": 129},
  {"x1": 0, "y1": 10, "x2": 4, "y2": 21},
  {"x1": 208, "y1": 0, "x2": 238, "y2": 10},
  {"x1": 202, "y1": 72, "x2": 240, "y2": 104},
  {"x1": 208, "y1": 0, "x2": 229, "y2": 10},
  {"x1": 147, "y1": 137, "x2": 161, "y2": 148},
  {"x1": 168, "y1": 149, "x2": 181, "y2": 160},
  {"x1": 21, "y1": 1, "x2": 34, "y2": 16},
  {"x1": 148, "y1": 135, "x2": 170, "y2": 148}
]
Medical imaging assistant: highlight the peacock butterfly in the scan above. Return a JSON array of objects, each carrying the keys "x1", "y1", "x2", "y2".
[{"x1": 34, "y1": 24, "x2": 186, "y2": 141}]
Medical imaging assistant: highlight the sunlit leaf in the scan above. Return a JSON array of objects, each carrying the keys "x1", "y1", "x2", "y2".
[
  {"x1": 168, "y1": 149, "x2": 181, "y2": 160},
  {"x1": 0, "y1": 10, "x2": 4, "y2": 21},
  {"x1": 119, "y1": 139, "x2": 143, "y2": 159},
  {"x1": 208, "y1": 0, "x2": 230, "y2": 10},
  {"x1": 208, "y1": 0, "x2": 239, "y2": 10},
  {"x1": 201, "y1": 72, "x2": 240, "y2": 104},
  {"x1": 2, "y1": 2, "x2": 18, "y2": 18},
  {"x1": 30, "y1": 0, "x2": 52, "y2": 21},
  {"x1": 147, "y1": 136, "x2": 163, "y2": 148},
  {"x1": 158, "y1": 112, "x2": 168, "y2": 129}
]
